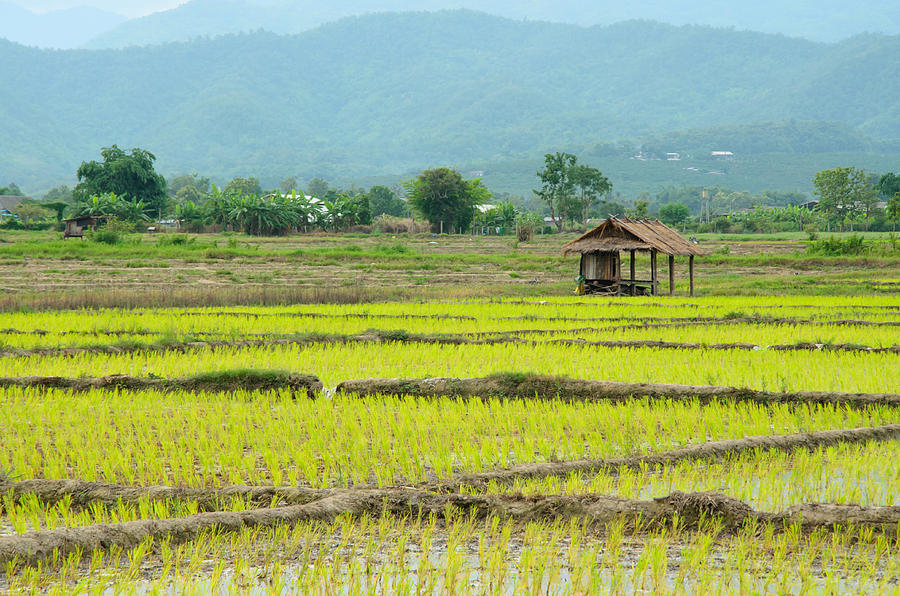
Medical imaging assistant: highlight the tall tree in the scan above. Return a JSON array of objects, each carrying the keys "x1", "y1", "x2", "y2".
[
  {"x1": 73, "y1": 146, "x2": 167, "y2": 218},
  {"x1": 568, "y1": 164, "x2": 611, "y2": 224},
  {"x1": 407, "y1": 167, "x2": 483, "y2": 234},
  {"x1": 279, "y1": 176, "x2": 299, "y2": 194},
  {"x1": 877, "y1": 172, "x2": 900, "y2": 199},
  {"x1": 307, "y1": 178, "x2": 329, "y2": 199},
  {"x1": 887, "y1": 192, "x2": 900, "y2": 232},
  {"x1": 812, "y1": 166, "x2": 877, "y2": 231},
  {"x1": 534, "y1": 152, "x2": 577, "y2": 231}
]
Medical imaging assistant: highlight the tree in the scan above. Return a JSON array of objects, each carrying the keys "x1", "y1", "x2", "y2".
[
  {"x1": 568, "y1": 164, "x2": 611, "y2": 224},
  {"x1": 0, "y1": 183, "x2": 24, "y2": 196},
  {"x1": 877, "y1": 172, "x2": 900, "y2": 199},
  {"x1": 42, "y1": 185, "x2": 73, "y2": 204},
  {"x1": 658, "y1": 202, "x2": 690, "y2": 226},
  {"x1": 74, "y1": 146, "x2": 168, "y2": 218},
  {"x1": 11, "y1": 204, "x2": 52, "y2": 229},
  {"x1": 280, "y1": 176, "x2": 299, "y2": 194},
  {"x1": 41, "y1": 201, "x2": 70, "y2": 222},
  {"x1": 169, "y1": 174, "x2": 209, "y2": 197},
  {"x1": 307, "y1": 178, "x2": 329, "y2": 199},
  {"x1": 407, "y1": 167, "x2": 483, "y2": 234},
  {"x1": 887, "y1": 192, "x2": 900, "y2": 232},
  {"x1": 368, "y1": 185, "x2": 408, "y2": 217},
  {"x1": 628, "y1": 200, "x2": 649, "y2": 218},
  {"x1": 224, "y1": 176, "x2": 262, "y2": 197},
  {"x1": 813, "y1": 166, "x2": 877, "y2": 231},
  {"x1": 534, "y1": 152, "x2": 576, "y2": 231}
]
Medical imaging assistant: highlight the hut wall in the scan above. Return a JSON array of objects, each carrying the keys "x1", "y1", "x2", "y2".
[{"x1": 581, "y1": 252, "x2": 619, "y2": 280}]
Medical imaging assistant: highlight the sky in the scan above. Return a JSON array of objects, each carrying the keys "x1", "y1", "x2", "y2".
[{"x1": 11, "y1": 0, "x2": 188, "y2": 17}]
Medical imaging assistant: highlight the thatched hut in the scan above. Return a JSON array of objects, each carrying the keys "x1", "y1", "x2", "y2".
[{"x1": 562, "y1": 217, "x2": 703, "y2": 296}]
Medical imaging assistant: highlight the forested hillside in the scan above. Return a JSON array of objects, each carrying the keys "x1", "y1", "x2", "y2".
[
  {"x1": 2, "y1": 11, "x2": 900, "y2": 192},
  {"x1": 82, "y1": 0, "x2": 900, "y2": 48}
]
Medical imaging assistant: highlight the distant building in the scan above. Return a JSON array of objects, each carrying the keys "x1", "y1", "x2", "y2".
[
  {"x1": 0, "y1": 195, "x2": 24, "y2": 215},
  {"x1": 710, "y1": 151, "x2": 734, "y2": 159},
  {"x1": 666, "y1": 153, "x2": 681, "y2": 161}
]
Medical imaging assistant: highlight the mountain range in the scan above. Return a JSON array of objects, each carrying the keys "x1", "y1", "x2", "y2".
[
  {"x1": 3, "y1": 0, "x2": 900, "y2": 50},
  {"x1": 2, "y1": 11, "x2": 899, "y2": 194}
]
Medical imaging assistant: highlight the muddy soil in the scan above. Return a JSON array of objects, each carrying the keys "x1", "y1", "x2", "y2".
[
  {"x1": 2, "y1": 329, "x2": 895, "y2": 360},
  {"x1": 428, "y1": 424, "x2": 900, "y2": 492},
  {"x1": 0, "y1": 372, "x2": 322, "y2": 395},
  {"x1": 6, "y1": 423, "x2": 897, "y2": 509},
  {"x1": 3, "y1": 489, "x2": 899, "y2": 568},
  {"x1": 336, "y1": 374, "x2": 900, "y2": 408}
]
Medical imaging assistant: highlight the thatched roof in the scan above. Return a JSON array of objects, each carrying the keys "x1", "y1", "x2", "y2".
[{"x1": 562, "y1": 217, "x2": 703, "y2": 256}]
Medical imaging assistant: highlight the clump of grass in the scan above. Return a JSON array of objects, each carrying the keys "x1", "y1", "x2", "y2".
[{"x1": 156, "y1": 234, "x2": 195, "y2": 247}]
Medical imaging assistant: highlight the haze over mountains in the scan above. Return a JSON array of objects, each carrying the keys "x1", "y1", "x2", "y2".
[
  {"x1": 2, "y1": 10, "x2": 899, "y2": 195},
  {"x1": 3, "y1": 0, "x2": 900, "y2": 49},
  {"x1": 0, "y1": 2, "x2": 125, "y2": 49}
]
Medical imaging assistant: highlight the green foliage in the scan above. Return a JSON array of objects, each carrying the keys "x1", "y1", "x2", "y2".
[
  {"x1": 877, "y1": 173, "x2": 900, "y2": 199},
  {"x1": 368, "y1": 185, "x2": 408, "y2": 218},
  {"x1": 11, "y1": 203, "x2": 53, "y2": 229},
  {"x1": 806, "y1": 235, "x2": 868, "y2": 256},
  {"x1": 74, "y1": 146, "x2": 168, "y2": 218},
  {"x1": 813, "y1": 166, "x2": 879, "y2": 230},
  {"x1": 86, "y1": 218, "x2": 136, "y2": 245},
  {"x1": 534, "y1": 152, "x2": 576, "y2": 231},
  {"x1": 279, "y1": 176, "x2": 299, "y2": 194},
  {"x1": 307, "y1": 178, "x2": 329, "y2": 199},
  {"x1": 0, "y1": 182, "x2": 24, "y2": 196},
  {"x1": 658, "y1": 203, "x2": 691, "y2": 225},
  {"x1": 224, "y1": 177, "x2": 262, "y2": 197},
  {"x1": 156, "y1": 234, "x2": 196, "y2": 247},
  {"x1": 41, "y1": 185, "x2": 73, "y2": 204},
  {"x1": 535, "y1": 153, "x2": 611, "y2": 227},
  {"x1": 74, "y1": 192, "x2": 150, "y2": 224},
  {"x1": 408, "y1": 168, "x2": 483, "y2": 233}
]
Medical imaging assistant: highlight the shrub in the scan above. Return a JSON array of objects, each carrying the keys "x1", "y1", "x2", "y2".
[{"x1": 806, "y1": 235, "x2": 867, "y2": 256}]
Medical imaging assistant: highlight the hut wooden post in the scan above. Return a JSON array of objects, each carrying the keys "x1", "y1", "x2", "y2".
[
  {"x1": 689, "y1": 255, "x2": 695, "y2": 297},
  {"x1": 668, "y1": 255, "x2": 675, "y2": 295},
  {"x1": 650, "y1": 249, "x2": 658, "y2": 296},
  {"x1": 629, "y1": 250, "x2": 636, "y2": 296}
]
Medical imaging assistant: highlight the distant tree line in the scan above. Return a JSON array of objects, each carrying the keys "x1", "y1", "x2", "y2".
[{"x1": 5, "y1": 146, "x2": 900, "y2": 237}]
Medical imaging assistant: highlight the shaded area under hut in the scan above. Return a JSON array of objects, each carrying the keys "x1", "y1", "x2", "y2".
[{"x1": 562, "y1": 217, "x2": 704, "y2": 296}]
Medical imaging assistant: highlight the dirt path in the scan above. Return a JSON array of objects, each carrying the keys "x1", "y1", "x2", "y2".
[{"x1": 2, "y1": 490, "x2": 899, "y2": 567}]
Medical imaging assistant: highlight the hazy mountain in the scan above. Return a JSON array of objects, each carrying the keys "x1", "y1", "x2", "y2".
[
  {"x1": 83, "y1": 0, "x2": 900, "y2": 49},
  {"x1": 2, "y1": 12, "x2": 899, "y2": 191},
  {"x1": 0, "y1": 2, "x2": 125, "y2": 49}
]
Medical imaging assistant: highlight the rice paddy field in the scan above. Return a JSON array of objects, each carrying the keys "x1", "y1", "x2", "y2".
[{"x1": 1, "y1": 293, "x2": 900, "y2": 593}]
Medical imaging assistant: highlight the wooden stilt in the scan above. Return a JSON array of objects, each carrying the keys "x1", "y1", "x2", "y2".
[
  {"x1": 668, "y1": 254, "x2": 675, "y2": 295},
  {"x1": 689, "y1": 255, "x2": 695, "y2": 297},
  {"x1": 629, "y1": 250, "x2": 636, "y2": 296},
  {"x1": 650, "y1": 249, "x2": 658, "y2": 296}
]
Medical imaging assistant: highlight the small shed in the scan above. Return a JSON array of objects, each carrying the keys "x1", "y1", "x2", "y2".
[
  {"x1": 63, "y1": 215, "x2": 110, "y2": 239},
  {"x1": 562, "y1": 217, "x2": 703, "y2": 296}
]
